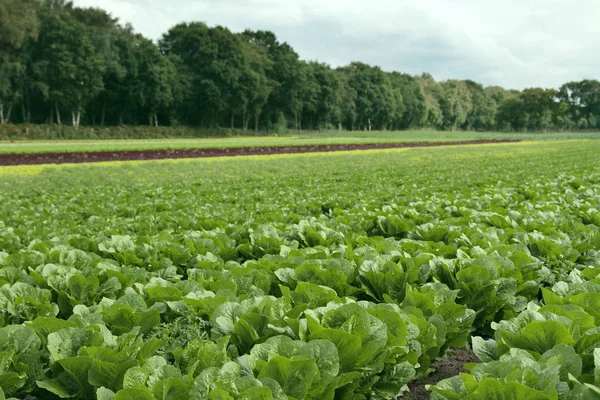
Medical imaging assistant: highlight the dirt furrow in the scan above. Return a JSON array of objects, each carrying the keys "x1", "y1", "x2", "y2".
[{"x1": 0, "y1": 139, "x2": 520, "y2": 166}]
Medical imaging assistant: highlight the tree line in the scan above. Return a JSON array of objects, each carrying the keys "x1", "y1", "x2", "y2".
[{"x1": 1, "y1": 0, "x2": 599, "y2": 132}]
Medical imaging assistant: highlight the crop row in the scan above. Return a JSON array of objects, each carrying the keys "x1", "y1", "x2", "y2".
[{"x1": 0, "y1": 142, "x2": 599, "y2": 399}]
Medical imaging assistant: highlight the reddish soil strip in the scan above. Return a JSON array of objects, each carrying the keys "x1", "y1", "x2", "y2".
[
  {"x1": 400, "y1": 348, "x2": 480, "y2": 400},
  {"x1": 0, "y1": 139, "x2": 520, "y2": 166}
]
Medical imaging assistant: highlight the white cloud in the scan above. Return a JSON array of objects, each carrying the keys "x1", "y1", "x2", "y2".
[{"x1": 72, "y1": 0, "x2": 600, "y2": 89}]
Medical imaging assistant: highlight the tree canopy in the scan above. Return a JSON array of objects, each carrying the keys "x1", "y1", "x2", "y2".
[{"x1": 0, "y1": 0, "x2": 598, "y2": 131}]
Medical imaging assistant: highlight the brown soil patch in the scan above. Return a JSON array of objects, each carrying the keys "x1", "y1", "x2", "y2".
[
  {"x1": 400, "y1": 348, "x2": 480, "y2": 400},
  {"x1": 0, "y1": 140, "x2": 520, "y2": 166}
]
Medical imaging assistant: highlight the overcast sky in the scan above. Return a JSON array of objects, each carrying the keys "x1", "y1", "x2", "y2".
[{"x1": 72, "y1": 0, "x2": 600, "y2": 90}]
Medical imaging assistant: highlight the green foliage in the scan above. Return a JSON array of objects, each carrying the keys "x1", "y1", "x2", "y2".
[
  {"x1": 0, "y1": 141, "x2": 600, "y2": 399},
  {"x1": 1, "y1": 1, "x2": 599, "y2": 132}
]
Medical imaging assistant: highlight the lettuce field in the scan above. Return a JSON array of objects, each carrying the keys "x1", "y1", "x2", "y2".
[{"x1": 1, "y1": 141, "x2": 600, "y2": 399}]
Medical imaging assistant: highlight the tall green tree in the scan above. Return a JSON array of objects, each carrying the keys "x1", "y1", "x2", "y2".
[
  {"x1": 161, "y1": 23, "x2": 248, "y2": 127},
  {"x1": 270, "y1": 43, "x2": 306, "y2": 131},
  {"x1": 302, "y1": 62, "x2": 342, "y2": 130},
  {"x1": 463, "y1": 80, "x2": 495, "y2": 131},
  {"x1": 242, "y1": 30, "x2": 308, "y2": 131},
  {"x1": 338, "y1": 62, "x2": 400, "y2": 130},
  {"x1": 559, "y1": 80, "x2": 600, "y2": 129},
  {"x1": 416, "y1": 73, "x2": 445, "y2": 129},
  {"x1": 31, "y1": 6, "x2": 104, "y2": 126},
  {"x1": 135, "y1": 38, "x2": 180, "y2": 126},
  {"x1": 102, "y1": 26, "x2": 141, "y2": 125},
  {"x1": 338, "y1": 70, "x2": 357, "y2": 130},
  {"x1": 520, "y1": 88, "x2": 557, "y2": 131},
  {"x1": 388, "y1": 72, "x2": 426, "y2": 129},
  {"x1": 235, "y1": 33, "x2": 274, "y2": 131},
  {"x1": 70, "y1": 6, "x2": 125, "y2": 126},
  {"x1": 440, "y1": 80, "x2": 472, "y2": 131},
  {"x1": 496, "y1": 98, "x2": 528, "y2": 131},
  {"x1": 0, "y1": 0, "x2": 40, "y2": 123},
  {"x1": 0, "y1": 1, "x2": 597, "y2": 133}
]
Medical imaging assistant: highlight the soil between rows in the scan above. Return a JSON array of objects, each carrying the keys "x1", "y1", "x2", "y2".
[
  {"x1": 400, "y1": 348, "x2": 480, "y2": 400},
  {"x1": 0, "y1": 139, "x2": 520, "y2": 166}
]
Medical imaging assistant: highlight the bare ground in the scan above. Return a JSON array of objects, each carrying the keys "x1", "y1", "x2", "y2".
[
  {"x1": 400, "y1": 348, "x2": 480, "y2": 400},
  {"x1": 0, "y1": 139, "x2": 520, "y2": 166}
]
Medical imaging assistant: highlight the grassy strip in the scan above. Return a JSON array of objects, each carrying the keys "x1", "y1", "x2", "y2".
[
  {"x1": 0, "y1": 133, "x2": 484, "y2": 154},
  {"x1": 0, "y1": 130, "x2": 598, "y2": 154},
  {"x1": 0, "y1": 140, "x2": 578, "y2": 176}
]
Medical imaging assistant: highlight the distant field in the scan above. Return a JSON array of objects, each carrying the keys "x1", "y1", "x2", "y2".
[{"x1": 0, "y1": 130, "x2": 598, "y2": 154}]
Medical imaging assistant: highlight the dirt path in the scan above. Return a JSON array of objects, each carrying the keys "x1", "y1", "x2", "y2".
[
  {"x1": 0, "y1": 139, "x2": 520, "y2": 166},
  {"x1": 400, "y1": 348, "x2": 480, "y2": 400}
]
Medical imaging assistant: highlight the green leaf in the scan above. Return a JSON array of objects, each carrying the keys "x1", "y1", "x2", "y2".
[
  {"x1": 309, "y1": 328, "x2": 361, "y2": 373},
  {"x1": 538, "y1": 344, "x2": 582, "y2": 381},
  {"x1": 25, "y1": 317, "x2": 79, "y2": 344},
  {"x1": 147, "y1": 286, "x2": 183, "y2": 303},
  {"x1": 233, "y1": 313, "x2": 267, "y2": 352},
  {"x1": 88, "y1": 359, "x2": 139, "y2": 391},
  {"x1": 37, "y1": 378, "x2": 74, "y2": 398},
  {"x1": 151, "y1": 377, "x2": 190, "y2": 400},
  {"x1": 257, "y1": 355, "x2": 319, "y2": 399},
  {"x1": 0, "y1": 372, "x2": 26, "y2": 396},
  {"x1": 97, "y1": 387, "x2": 116, "y2": 400},
  {"x1": 575, "y1": 332, "x2": 600, "y2": 354},
  {"x1": 499, "y1": 320, "x2": 574, "y2": 355},
  {"x1": 429, "y1": 375, "x2": 468, "y2": 400},
  {"x1": 321, "y1": 303, "x2": 370, "y2": 340},
  {"x1": 373, "y1": 361, "x2": 416, "y2": 398},
  {"x1": 292, "y1": 282, "x2": 339, "y2": 308},
  {"x1": 472, "y1": 337, "x2": 497, "y2": 362},
  {"x1": 122, "y1": 356, "x2": 177, "y2": 390},
  {"x1": 37, "y1": 356, "x2": 95, "y2": 399},
  {"x1": 257, "y1": 356, "x2": 288, "y2": 389},
  {"x1": 355, "y1": 318, "x2": 387, "y2": 368},
  {"x1": 476, "y1": 378, "x2": 553, "y2": 399},
  {"x1": 47, "y1": 327, "x2": 102, "y2": 363},
  {"x1": 60, "y1": 356, "x2": 96, "y2": 398},
  {"x1": 595, "y1": 348, "x2": 600, "y2": 385},
  {"x1": 297, "y1": 339, "x2": 339, "y2": 396},
  {"x1": 114, "y1": 388, "x2": 155, "y2": 400}
]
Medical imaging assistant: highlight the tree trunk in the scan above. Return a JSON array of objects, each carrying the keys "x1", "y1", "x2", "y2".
[
  {"x1": 100, "y1": 103, "x2": 106, "y2": 126},
  {"x1": 154, "y1": 113, "x2": 158, "y2": 127},
  {"x1": 119, "y1": 114, "x2": 123, "y2": 126},
  {"x1": 20, "y1": 83, "x2": 27, "y2": 123},
  {"x1": 24, "y1": 94, "x2": 31, "y2": 123},
  {"x1": 254, "y1": 114, "x2": 260, "y2": 131},
  {"x1": 55, "y1": 101, "x2": 62, "y2": 125},
  {"x1": 242, "y1": 110, "x2": 246, "y2": 132},
  {"x1": 21, "y1": 98, "x2": 26, "y2": 123},
  {"x1": 368, "y1": 118, "x2": 372, "y2": 131},
  {"x1": 231, "y1": 111, "x2": 234, "y2": 129},
  {"x1": 26, "y1": 94, "x2": 31, "y2": 123},
  {"x1": 71, "y1": 106, "x2": 81, "y2": 128},
  {"x1": 0, "y1": 99, "x2": 4, "y2": 124},
  {"x1": 49, "y1": 106, "x2": 54, "y2": 124},
  {"x1": 294, "y1": 112, "x2": 298, "y2": 131},
  {"x1": 6, "y1": 104, "x2": 12, "y2": 124},
  {"x1": 243, "y1": 109, "x2": 250, "y2": 132}
]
